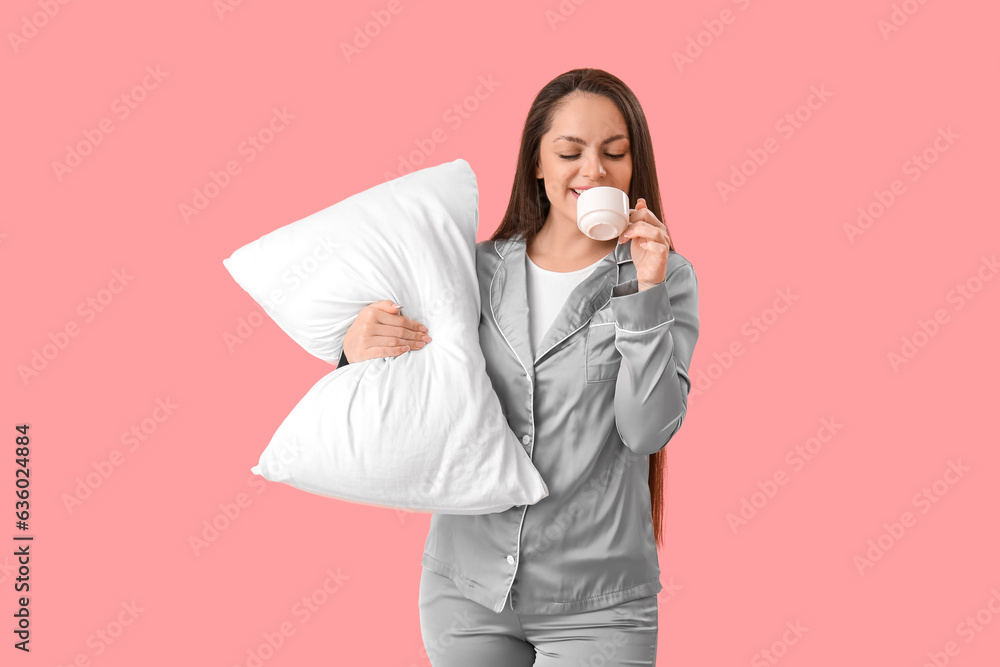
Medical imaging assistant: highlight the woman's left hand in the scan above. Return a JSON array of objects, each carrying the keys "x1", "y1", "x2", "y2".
[{"x1": 618, "y1": 198, "x2": 670, "y2": 290}]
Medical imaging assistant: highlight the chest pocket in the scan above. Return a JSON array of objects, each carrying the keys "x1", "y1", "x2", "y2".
[{"x1": 585, "y1": 306, "x2": 620, "y2": 383}]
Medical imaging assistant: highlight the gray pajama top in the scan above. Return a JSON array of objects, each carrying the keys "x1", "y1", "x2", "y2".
[{"x1": 341, "y1": 232, "x2": 699, "y2": 615}]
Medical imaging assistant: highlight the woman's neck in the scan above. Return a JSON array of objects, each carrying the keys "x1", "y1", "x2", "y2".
[{"x1": 527, "y1": 220, "x2": 617, "y2": 272}]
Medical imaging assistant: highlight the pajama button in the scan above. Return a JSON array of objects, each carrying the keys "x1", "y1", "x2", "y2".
[
  {"x1": 506, "y1": 554, "x2": 515, "y2": 565},
  {"x1": 521, "y1": 435, "x2": 530, "y2": 445}
]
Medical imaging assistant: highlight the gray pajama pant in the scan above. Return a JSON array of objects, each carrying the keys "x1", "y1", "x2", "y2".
[{"x1": 419, "y1": 567, "x2": 658, "y2": 666}]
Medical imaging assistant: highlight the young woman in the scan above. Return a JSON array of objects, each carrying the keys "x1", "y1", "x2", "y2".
[{"x1": 339, "y1": 68, "x2": 699, "y2": 666}]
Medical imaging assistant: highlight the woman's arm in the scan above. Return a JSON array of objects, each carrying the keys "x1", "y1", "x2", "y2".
[{"x1": 608, "y1": 259, "x2": 699, "y2": 456}]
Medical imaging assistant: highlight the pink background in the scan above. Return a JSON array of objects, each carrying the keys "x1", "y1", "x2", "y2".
[{"x1": 4, "y1": 0, "x2": 999, "y2": 664}]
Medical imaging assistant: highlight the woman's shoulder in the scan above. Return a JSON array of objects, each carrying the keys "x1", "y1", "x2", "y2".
[
  {"x1": 475, "y1": 238, "x2": 507, "y2": 287},
  {"x1": 476, "y1": 239, "x2": 496, "y2": 255},
  {"x1": 475, "y1": 237, "x2": 512, "y2": 267}
]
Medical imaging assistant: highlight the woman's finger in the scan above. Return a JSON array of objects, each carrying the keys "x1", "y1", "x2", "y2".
[
  {"x1": 630, "y1": 200, "x2": 664, "y2": 229},
  {"x1": 375, "y1": 307, "x2": 430, "y2": 335},
  {"x1": 620, "y1": 220, "x2": 657, "y2": 242}
]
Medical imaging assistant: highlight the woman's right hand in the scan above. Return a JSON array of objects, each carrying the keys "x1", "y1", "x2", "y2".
[{"x1": 341, "y1": 300, "x2": 432, "y2": 363}]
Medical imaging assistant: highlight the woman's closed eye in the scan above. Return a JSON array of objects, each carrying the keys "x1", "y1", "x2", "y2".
[{"x1": 558, "y1": 153, "x2": 626, "y2": 160}]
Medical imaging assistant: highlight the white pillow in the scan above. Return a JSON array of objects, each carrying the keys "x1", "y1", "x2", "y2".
[{"x1": 222, "y1": 158, "x2": 548, "y2": 514}]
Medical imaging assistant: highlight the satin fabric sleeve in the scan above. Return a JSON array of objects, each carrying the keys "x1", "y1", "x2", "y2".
[{"x1": 607, "y1": 257, "x2": 699, "y2": 456}]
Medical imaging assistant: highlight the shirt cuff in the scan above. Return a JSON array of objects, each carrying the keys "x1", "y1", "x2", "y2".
[{"x1": 609, "y1": 279, "x2": 674, "y2": 333}]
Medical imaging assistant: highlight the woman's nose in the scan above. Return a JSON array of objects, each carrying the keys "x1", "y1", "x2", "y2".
[{"x1": 580, "y1": 154, "x2": 606, "y2": 179}]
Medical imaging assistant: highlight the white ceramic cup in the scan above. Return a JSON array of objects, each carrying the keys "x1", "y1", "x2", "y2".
[{"x1": 576, "y1": 186, "x2": 634, "y2": 241}]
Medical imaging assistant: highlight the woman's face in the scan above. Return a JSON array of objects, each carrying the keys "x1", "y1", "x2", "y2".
[{"x1": 535, "y1": 92, "x2": 633, "y2": 236}]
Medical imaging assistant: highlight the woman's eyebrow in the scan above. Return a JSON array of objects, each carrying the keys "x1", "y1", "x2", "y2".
[{"x1": 553, "y1": 134, "x2": 628, "y2": 145}]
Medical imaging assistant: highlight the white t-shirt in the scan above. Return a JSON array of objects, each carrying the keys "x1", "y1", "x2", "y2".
[{"x1": 525, "y1": 253, "x2": 607, "y2": 358}]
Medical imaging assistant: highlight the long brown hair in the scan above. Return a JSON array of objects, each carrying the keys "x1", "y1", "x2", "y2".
[{"x1": 490, "y1": 68, "x2": 675, "y2": 547}]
